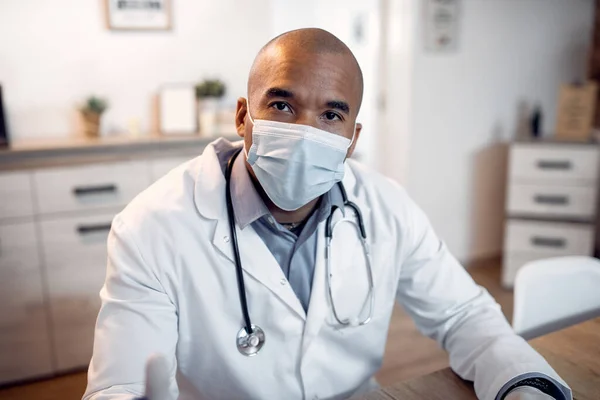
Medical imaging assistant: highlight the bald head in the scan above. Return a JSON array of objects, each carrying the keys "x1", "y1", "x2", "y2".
[{"x1": 248, "y1": 28, "x2": 364, "y2": 114}]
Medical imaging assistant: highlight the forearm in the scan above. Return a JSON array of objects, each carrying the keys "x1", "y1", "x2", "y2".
[{"x1": 441, "y1": 289, "x2": 570, "y2": 400}]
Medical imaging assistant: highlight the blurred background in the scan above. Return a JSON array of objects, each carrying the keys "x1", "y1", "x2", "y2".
[{"x1": 1, "y1": 0, "x2": 599, "y2": 399}]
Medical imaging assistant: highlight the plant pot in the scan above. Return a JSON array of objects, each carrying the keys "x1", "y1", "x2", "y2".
[
  {"x1": 198, "y1": 98, "x2": 220, "y2": 137},
  {"x1": 81, "y1": 111, "x2": 102, "y2": 138}
]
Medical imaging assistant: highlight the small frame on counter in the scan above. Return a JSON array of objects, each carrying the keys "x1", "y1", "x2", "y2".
[
  {"x1": 105, "y1": 0, "x2": 172, "y2": 31},
  {"x1": 159, "y1": 84, "x2": 197, "y2": 136}
]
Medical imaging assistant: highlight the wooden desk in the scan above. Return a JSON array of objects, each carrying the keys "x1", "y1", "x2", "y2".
[{"x1": 360, "y1": 318, "x2": 600, "y2": 400}]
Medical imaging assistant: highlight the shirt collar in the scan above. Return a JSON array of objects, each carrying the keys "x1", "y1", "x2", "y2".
[{"x1": 230, "y1": 149, "x2": 347, "y2": 229}]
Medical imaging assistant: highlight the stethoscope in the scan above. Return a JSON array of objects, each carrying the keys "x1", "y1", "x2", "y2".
[{"x1": 225, "y1": 148, "x2": 374, "y2": 357}]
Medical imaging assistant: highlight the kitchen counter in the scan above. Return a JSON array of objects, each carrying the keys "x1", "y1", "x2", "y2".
[{"x1": 0, "y1": 133, "x2": 238, "y2": 171}]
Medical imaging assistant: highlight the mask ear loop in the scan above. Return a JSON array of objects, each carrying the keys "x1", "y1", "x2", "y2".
[
  {"x1": 246, "y1": 98, "x2": 255, "y2": 126},
  {"x1": 347, "y1": 121, "x2": 358, "y2": 151},
  {"x1": 244, "y1": 98, "x2": 254, "y2": 159}
]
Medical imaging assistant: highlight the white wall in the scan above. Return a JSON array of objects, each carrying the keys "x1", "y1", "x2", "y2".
[
  {"x1": 0, "y1": 0, "x2": 272, "y2": 139},
  {"x1": 402, "y1": 0, "x2": 595, "y2": 262}
]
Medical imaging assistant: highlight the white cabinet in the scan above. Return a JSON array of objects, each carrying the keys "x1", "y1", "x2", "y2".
[
  {"x1": 33, "y1": 161, "x2": 151, "y2": 215},
  {"x1": 40, "y1": 213, "x2": 114, "y2": 372},
  {"x1": 503, "y1": 143, "x2": 599, "y2": 288},
  {"x1": 0, "y1": 137, "x2": 211, "y2": 384},
  {"x1": 0, "y1": 221, "x2": 53, "y2": 384},
  {"x1": 0, "y1": 172, "x2": 35, "y2": 220}
]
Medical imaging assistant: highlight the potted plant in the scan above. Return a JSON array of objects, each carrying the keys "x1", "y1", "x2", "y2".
[
  {"x1": 196, "y1": 79, "x2": 226, "y2": 137},
  {"x1": 80, "y1": 96, "x2": 108, "y2": 138}
]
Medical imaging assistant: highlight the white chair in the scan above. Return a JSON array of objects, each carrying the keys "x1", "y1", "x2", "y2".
[{"x1": 512, "y1": 256, "x2": 600, "y2": 339}]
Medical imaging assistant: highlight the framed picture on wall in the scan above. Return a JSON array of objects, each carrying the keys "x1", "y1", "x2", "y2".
[{"x1": 106, "y1": 0, "x2": 172, "y2": 31}]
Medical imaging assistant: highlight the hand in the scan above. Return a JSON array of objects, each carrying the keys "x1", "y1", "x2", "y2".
[
  {"x1": 505, "y1": 386, "x2": 556, "y2": 400},
  {"x1": 139, "y1": 353, "x2": 172, "y2": 400}
]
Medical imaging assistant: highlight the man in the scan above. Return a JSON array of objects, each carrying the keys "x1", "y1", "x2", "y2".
[{"x1": 84, "y1": 29, "x2": 570, "y2": 400}]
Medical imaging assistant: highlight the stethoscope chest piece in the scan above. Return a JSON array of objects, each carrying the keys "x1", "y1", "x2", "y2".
[{"x1": 236, "y1": 325, "x2": 265, "y2": 356}]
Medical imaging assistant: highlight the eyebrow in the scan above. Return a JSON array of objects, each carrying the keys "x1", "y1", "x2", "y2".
[
  {"x1": 265, "y1": 87, "x2": 294, "y2": 98},
  {"x1": 326, "y1": 100, "x2": 350, "y2": 115}
]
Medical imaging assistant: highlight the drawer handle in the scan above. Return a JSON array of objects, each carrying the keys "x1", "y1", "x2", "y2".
[
  {"x1": 536, "y1": 160, "x2": 572, "y2": 170},
  {"x1": 534, "y1": 194, "x2": 569, "y2": 205},
  {"x1": 531, "y1": 236, "x2": 566, "y2": 248},
  {"x1": 77, "y1": 223, "x2": 112, "y2": 235},
  {"x1": 73, "y1": 184, "x2": 117, "y2": 196}
]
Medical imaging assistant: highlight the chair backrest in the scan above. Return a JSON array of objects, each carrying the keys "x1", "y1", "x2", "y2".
[{"x1": 512, "y1": 256, "x2": 600, "y2": 339}]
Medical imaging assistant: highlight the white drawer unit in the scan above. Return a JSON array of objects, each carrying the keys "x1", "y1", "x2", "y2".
[
  {"x1": 33, "y1": 161, "x2": 151, "y2": 215},
  {"x1": 40, "y1": 213, "x2": 115, "y2": 372},
  {"x1": 505, "y1": 220, "x2": 594, "y2": 256},
  {"x1": 503, "y1": 142, "x2": 600, "y2": 288},
  {"x1": 0, "y1": 221, "x2": 53, "y2": 384},
  {"x1": 507, "y1": 184, "x2": 597, "y2": 220},
  {"x1": 0, "y1": 171, "x2": 34, "y2": 220},
  {"x1": 150, "y1": 156, "x2": 193, "y2": 182},
  {"x1": 0, "y1": 136, "x2": 213, "y2": 384},
  {"x1": 509, "y1": 144, "x2": 599, "y2": 184}
]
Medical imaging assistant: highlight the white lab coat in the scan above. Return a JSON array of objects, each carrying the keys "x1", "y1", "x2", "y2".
[{"x1": 84, "y1": 139, "x2": 568, "y2": 400}]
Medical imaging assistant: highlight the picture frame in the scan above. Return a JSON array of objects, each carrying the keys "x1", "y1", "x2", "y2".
[
  {"x1": 159, "y1": 84, "x2": 197, "y2": 136},
  {"x1": 105, "y1": 0, "x2": 172, "y2": 31}
]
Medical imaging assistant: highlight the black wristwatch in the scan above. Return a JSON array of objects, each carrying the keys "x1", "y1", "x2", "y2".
[{"x1": 501, "y1": 377, "x2": 565, "y2": 400}]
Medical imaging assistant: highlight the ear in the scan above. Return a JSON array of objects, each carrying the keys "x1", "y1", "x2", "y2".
[
  {"x1": 346, "y1": 123, "x2": 362, "y2": 159},
  {"x1": 235, "y1": 97, "x2": 248, "y2": 138}
]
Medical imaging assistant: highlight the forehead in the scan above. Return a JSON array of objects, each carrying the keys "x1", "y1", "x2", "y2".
[{"x1": 251, "y1": 48, "x2": 361, "y2": 111}]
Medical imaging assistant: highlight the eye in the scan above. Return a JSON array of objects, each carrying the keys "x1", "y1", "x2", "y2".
[
  {"x1": 323, "y1": 111, "x2": 342, "y2": 121},
  {"x1": 271, "y1": 101, "x2": 291, "y2": 112}
]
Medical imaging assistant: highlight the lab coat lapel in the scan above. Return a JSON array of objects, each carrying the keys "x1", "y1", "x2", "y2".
[
  {"x1": 236, "y1": 224, "x2": 307, "y2": 320},
  {"x1": 212, "y1": 220, "x2": 306, "y2": 319},
  {"x1": 210, "y1": 211, "x2": 306, "y2": 321}
]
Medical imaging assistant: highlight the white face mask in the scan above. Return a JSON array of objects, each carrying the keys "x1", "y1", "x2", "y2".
[{"x1": 245, "y1": 106, "x2": 355, "y2": 211}]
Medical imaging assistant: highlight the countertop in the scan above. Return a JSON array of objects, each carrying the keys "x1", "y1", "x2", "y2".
[{"x1": 0, "y1": 133, "x2": 239, "y2": 171}]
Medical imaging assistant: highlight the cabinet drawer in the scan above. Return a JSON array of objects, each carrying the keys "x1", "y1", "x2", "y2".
[
  {"x1": 33, "y1": 161, "x2": 151, "y2": 215},
  {"x1": 0, "y1": 221, "x2": 53, "y2": 384},
  {"x1": 504, "y1": 220, "x2": 594, "y2": 255},
  {"x1": 507, "y1": 183, "x2": 597, "y2": 219},
  {"x1": 509, "y1": 145, "x2": 599, "y2": 184},
  {"x1": 40, "y1": 213, "x2": 113, "y2": 371},
  {"x1": 150, "y1": 156, "x2": 192, "y2": 182},
  {"x1": 0, "y1": 172, "x2": 34, "y2": 220}
]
